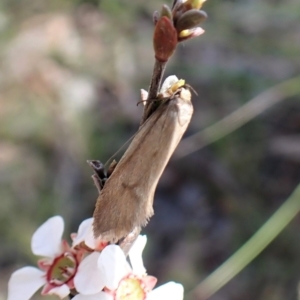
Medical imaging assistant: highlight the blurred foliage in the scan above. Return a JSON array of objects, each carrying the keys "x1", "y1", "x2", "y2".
[{"x1": 1, "y1": 0, "x2": 300, "y2": 299}]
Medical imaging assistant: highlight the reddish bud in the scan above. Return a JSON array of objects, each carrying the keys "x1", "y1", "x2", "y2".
[{"x1": 153, "y1": 16, "x2": 178, "y2": 62}]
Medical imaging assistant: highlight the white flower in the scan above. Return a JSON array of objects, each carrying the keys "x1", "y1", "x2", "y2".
[
  {"x1": 8, "y1": 216, "x2": 85, "y2": 300},
  {"x1": 160, "y1": 75, "x2": 179, "y2": 95},
  {"x1": 74, "y1": 235, "x2": 184, "y2": 300},
  {"x1": 158, "y1": 76, "x2": 187, "y2": 98},
  {"x1": 147, "y1": 282, "x2": 184, "y2": 300},
  {"x1": 72, "y1": 217, "x2": 96, "y2": 249},
  {"x1": 72, "y1": 217, "x2": 109, "y2": 252}
]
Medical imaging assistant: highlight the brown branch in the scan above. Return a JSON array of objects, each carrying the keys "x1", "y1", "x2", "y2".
[{"x1": 141, "y1": 59, "x2": 167, "y2": 124}]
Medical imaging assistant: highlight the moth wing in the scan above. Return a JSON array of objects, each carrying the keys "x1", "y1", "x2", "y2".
[
  {"x1": 93, "y1": 89, "x2": 193, "y2": 242},
  {"x1": 93, "y1": 173, "x2": 149, "y2": 242},
  {"x1": 93, "y1": 109, "x2": 164, "y2": 242}
]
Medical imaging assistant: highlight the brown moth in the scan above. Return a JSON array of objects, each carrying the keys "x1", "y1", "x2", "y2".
[{"x1": 93, "y1": 77, "x2": 194, "y2": 243}]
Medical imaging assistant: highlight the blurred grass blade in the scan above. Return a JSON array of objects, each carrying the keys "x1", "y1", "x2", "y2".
[
  {"x1": 189, "y1": 182, "x2": 300, "y2": 300},
  {"x1": 175, "y1": 76, "x2": 300, "y2": 159}
]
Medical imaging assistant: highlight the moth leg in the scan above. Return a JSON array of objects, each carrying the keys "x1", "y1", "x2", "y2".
[
  {"x1": 137, "y1": 89, "x2": 148, "y2": 106},
  {"x1": 107, "y1": 159, "x2": 118, "y2": 178},
  {"x1": 87, "y1": 160, "x2": 107, "y2": 193},
  {"x1": 137, "y1": 100, "x2": 148, "y2": 106},
  {"x1": 141, "y1": 89, "x2": 148, "y2": 102},
  {"x1": 117, "y1": 226, "x2": 141, "y2": 255},
  {"x1": 91, "y1": 174, "x2": 103, "y2": 194},
  {"x1": 141, "y1": 98, "x2": 167, "y2": 122},
  {"x1": 87, "y1": 160, "x2": 106, "y2": 179}
]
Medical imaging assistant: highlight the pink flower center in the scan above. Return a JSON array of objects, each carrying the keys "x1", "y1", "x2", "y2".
[
  {"x1": 46, "y1": 252, "x2": 78, "y2": 286},
  {"x1": 115, "y1": 275, "x2": 147, "y2": 300}
]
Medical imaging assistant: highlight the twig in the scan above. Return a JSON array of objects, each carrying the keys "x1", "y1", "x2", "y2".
[{"x1": 141, "y1": 59, "x2": 167, "y2": 124}]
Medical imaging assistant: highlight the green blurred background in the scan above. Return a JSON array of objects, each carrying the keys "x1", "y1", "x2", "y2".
[{"x1": 1, "y1": 0, "x2": 300, "y2": 299}]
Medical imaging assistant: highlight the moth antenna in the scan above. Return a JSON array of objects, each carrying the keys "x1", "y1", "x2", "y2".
[
  {"x1": 184, "y1": 84, "x2": 198, "y2": 96},
  {"x1": 104, "y1": 136, "x2": 135, "y2": 169},
  {"x1": 104, "y1": 108, "x2": 164, "y2": 168}
]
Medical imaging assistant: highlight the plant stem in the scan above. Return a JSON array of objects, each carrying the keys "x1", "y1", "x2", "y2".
[
  {"x1": 141, "y1": 59, "x2": 167, "y2": 123},
  {"x1": 188, "y1": 182, "x2": 300, "y2": 300}
]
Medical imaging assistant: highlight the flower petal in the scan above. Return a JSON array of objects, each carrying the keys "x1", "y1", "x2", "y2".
[
  {"x1": 8, "y1": 266, "x2": 46, "y2": 300},
  {"x1": 31, "y1": 216, "x2": 64, "y2": 257},
  {"x1": 72, "y1": 218, "x2": 95, "y2": 249},
  {"x1": 73, "y1": 292, "x2": 112, "y2": 300},
  {"x1": 74, "y1": 252, "x2": 105, "y2": 295},
  {"x1": 160, "y1": 76, "x2": 179, "y2": 94},
  {"x1": 128, "y1": 235, "x2": 147, "y2": 275},
  {"x1": 46, "y1": 284, "x2": 70, "y2": 298},
  {"x1": 98, "y1": 245, "x2": 131, "y2": 290},
  {"x1": 147, "y1": 282, "x2": 184, "y2": 300},
  {"x1": 143, "y1": 276, "x2": 157, "y2": 291},
  {"x1": 178, "y1": 27, "x2": 205, "y2": 41}
]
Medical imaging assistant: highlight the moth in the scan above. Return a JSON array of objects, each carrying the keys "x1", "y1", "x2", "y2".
[{"x1": 93, "y1": 77, "x2": 194, "y2": 243}]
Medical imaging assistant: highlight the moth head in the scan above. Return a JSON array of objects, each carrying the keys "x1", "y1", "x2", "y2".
[
  {"x1": 177, "y1": 85, "x2": 192, "y2": 103},
  {"x1": 159, "y1": 75, "x2": 184, "y2": 98},
  {"x1": 159, "y1": 75, "x2": 196, "y2": 100},
  {"x1": 180, "y1": 83, "x2": 197, "y2": 96}
]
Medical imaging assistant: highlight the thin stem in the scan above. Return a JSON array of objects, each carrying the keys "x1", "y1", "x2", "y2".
[
  {"x1": 141, "y1": 59, "x2": 167, "y2": 124},
  {"x1": 188, "y1": 182, "x2": 300, "y2": 300},
  {"x1": 148, "y1": 59, "x2": 167, "y2": 100}
]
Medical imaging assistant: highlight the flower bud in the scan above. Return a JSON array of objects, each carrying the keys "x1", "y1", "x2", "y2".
[
  {"x1": 153, "y1": 11, "x2": 160, "y2": 25},
  {"x1": 171, "y1": 0, "x2": 183, "y2": 10},
  {"x1": 161, "y1": 4, "x2": 173, "y2": 21},
  {"x1": 176, "y1": 9, "x2": 207, "y2": 33},
  {"x1": 153, "y1": 16, "x2": 178, "y2": 62},
  {"x1": 183, "y1": 0, "x2": 206, "y2": 10}
]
